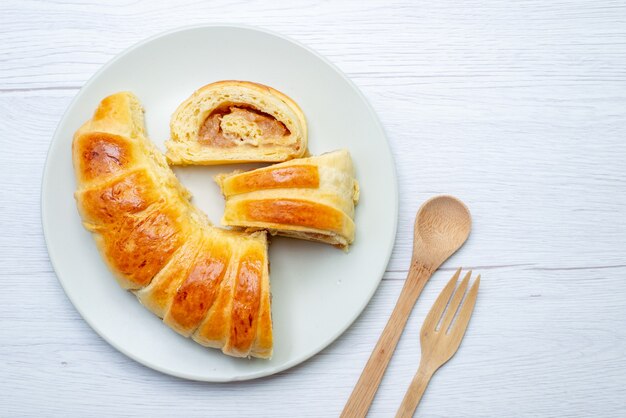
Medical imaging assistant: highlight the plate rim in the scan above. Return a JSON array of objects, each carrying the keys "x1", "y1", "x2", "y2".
[{"x1": 41, "y1": 23, "x2": 399, "y2": 382}]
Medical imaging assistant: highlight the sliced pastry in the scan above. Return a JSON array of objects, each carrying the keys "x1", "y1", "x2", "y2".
[
  {"x1": 166, "y1": 80, "x2": 307, "y2": 165},
  {"x1": 73, "y1": 92, "x2": 272, "y2": 359},
  {"x1": 216, "y1": 149, "x2": 360, "y2": 250}
]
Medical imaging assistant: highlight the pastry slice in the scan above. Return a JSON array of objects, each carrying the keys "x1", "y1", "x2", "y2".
[
  {"x1": 216, "y1": 149, "x2": 359, "y2": 250},
  {"x1": 166, "y1": 80, "x2": 307, "y2": 165}
]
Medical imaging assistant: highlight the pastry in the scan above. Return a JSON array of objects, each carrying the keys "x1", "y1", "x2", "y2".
[
  {"x1": 216, "y1": 150, "x2": 359, "y2": 250},
  {"x1": 166, "y1": 80, "x2": 307, "y2": 165},
  {"x1": 72, "y1": 92, "x2": 273, "y2": 359}
]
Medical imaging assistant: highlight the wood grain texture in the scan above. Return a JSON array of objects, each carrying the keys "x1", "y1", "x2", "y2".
[
  {"x1": 395, "y1": 271, "x2": 480, "y2": 418},
  {"x1": 343, "y1": 197, "x2": 471, "y2": 416},
  {"x1": 1, "y1": 0, "x2": 626, "y2": 416}
]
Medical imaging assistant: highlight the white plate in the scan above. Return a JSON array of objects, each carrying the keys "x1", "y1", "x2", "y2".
[{"x1": 42, "y1": 25, "x2": 397, "y2": 382}]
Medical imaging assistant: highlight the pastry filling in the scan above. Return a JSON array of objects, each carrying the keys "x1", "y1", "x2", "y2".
[{"x1": 198, "y1": 104, "x2": 291, "y2": 147}]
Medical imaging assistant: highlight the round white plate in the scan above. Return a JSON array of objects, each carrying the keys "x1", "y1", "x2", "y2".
[{"x1": 42, "y1": 25, "x2": 397, "y2": 382}]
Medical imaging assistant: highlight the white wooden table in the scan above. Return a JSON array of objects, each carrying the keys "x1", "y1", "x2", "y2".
[{"x1": 2, "y1": 1, "x2": 626, "y2": 416}]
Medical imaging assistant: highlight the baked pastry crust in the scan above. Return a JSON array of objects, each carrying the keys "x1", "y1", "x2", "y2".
[
  {"x1": 216, "y1": 150, "x2": 359, "y2": 249},
  {"x1": 72, "y1": 92, "x2": 273, "y2": 359},
  {"x1": 166, "y1": 80, "x2": 307, "y2": 165}
]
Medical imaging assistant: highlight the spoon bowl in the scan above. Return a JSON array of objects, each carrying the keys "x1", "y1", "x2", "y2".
[{"x1": 414, "y1": 195, "x2": 472, "y2": 270}]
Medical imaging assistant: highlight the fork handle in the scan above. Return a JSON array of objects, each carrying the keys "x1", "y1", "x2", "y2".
[
  {"x1": 341, "y1": 263, "x2": 432, "y2": 417},
  {"x1": 395, "y1": 362, "x2": 436, "y2": 418}
]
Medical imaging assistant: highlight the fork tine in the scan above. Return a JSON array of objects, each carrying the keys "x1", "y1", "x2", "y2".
[
  {"x1": 447, "y1": 275, "x2": 480, "y2": 346},
  {"x1": 421, "y1": 268, "x2": 461, "y2": 333},
  {"x1": 439, "y1": 270, "x2": 471, "y2": 333}
]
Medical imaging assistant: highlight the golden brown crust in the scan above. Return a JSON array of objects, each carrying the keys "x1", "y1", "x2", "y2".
[
  {"x1": 73, "y1": 92, "x2": 273, "y2": 358},
  {"x1": 73, "y1": 132, "x2": 136, "y2": 186},
  {"x1": 250, "y1": 239, "x2": 272, "y2": 357},
  {"x1": 165, "y1": 237, "x2": 231, "y2": 336},
  {"x1": 192, "y1": 259, "x2": 236, "y2": 350},
  {"x1": 134, "y1": 230, "x2": 204, "y2": 318},
  {"x1": 227, "y1": 248, "x2": 262, "y2": 356},
  {"x1": 237, "y1": 199, "x2": 345, "y2": 234},
  {"x1": 192, "y1": 231, "x2": 271, "y2": 358},
  {"x1": 76, "y1": 168, "x2": 187, "y2": 289},
  {"x1": 97, "y1": 206, "x2": 186, "y2": 289},
  {"x1": 251, "y1": 280, "x2": 273, "y2": 357},
  {"x1": 219, "y1": 165, "x2": 319, "y2": 196},
  {"x1": 76, "y1": 169, "x2": 162, "y2": 226}
]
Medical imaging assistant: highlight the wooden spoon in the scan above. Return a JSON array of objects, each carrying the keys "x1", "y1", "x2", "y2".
[{"x1": 341, "y1": 195, "x2": 471, "y2": 417}]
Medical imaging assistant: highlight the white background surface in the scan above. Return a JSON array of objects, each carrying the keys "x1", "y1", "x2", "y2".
[{"x1": 1, "y1": 0, "x2": 625, "y2": 416}]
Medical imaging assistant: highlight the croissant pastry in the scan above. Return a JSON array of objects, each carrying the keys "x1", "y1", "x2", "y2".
[
  {"x1": 216, "y1": 150, "x2": 359, "y2": 250},
  {"x1": 166, "y1": 80, "x2": 307, "y2": 165},
  {"x1": 72, "y1": 92, "x2": 272, "y2": 359}
]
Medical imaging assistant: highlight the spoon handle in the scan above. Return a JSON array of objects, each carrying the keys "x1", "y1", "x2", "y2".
[{"x1": 341, "y1": 262, "x2": 432, "y2": 417}]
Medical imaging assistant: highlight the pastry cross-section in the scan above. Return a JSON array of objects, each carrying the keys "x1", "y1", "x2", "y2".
[{"x1": 166, "y1": 80, "x2": 307, "y2": 165}]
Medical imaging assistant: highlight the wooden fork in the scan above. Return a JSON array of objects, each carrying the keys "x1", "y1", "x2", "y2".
[{"x1": 396, "y1": 269, "x2": 480, "y2": 418}]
